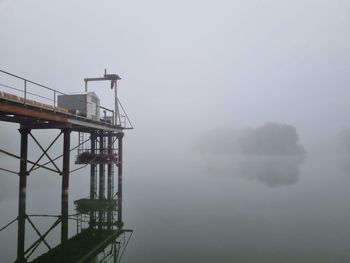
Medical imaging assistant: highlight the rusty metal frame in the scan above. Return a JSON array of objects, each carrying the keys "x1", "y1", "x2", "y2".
[
  {"x1": 28, "y1": 131, "x2": 63, "y2": 174},
  {"x1": 0, "y1": 70, "x2": 133, "y2": 262}
]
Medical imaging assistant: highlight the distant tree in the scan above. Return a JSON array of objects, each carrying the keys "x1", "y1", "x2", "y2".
[
  {"x1": 247, "y1": 122, "x2": 304, "y2": 155},
  {"x1": 197, "y1": 122, "x2": 305, "y2": 156}
]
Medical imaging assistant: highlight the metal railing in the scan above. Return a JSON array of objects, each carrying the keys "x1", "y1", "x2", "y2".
[
  {"x1": 0, "y1": 70, "x2": 67, "y2": 112},
  {"x1": 0, "y1": 69, "x2": 126, "y2": 127}
]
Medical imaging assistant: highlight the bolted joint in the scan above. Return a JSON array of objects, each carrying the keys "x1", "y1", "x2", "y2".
[{"x1": 18, "y1": 128, "x2": 30, "y2": 135}]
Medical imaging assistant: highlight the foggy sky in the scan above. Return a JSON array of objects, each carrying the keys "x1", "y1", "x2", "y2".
[
  {"x1": 1, "y1": 2, "x2": 350, "y2": 261},
  {"x1": 0, "y1": 0, "x2": 350, "y2": 181},
  {"x1": 1, "y1": 0, "x2": 350, "y2": 146}
]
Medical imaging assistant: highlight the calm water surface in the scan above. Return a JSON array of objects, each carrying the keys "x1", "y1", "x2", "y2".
[
  {"x1": 1, "y1": 150, "x2": 350, "y2": 262},
  {"x1": 123, "y1": 151, "x2": 350, "y2": 263}
]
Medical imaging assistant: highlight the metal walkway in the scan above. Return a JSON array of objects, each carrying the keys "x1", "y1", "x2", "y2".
[
  {"x1": 0, "y1": 69, "x2": 132, "y2": 132},
  {"x1": 0, "y1": 96, "x2": 121, "y2": 132},
  {"x1": 30, "y1": 228, "x2": 132, "y2": 263}
]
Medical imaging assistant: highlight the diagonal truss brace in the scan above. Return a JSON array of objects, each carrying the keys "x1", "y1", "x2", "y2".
[
  {"x1": 28, "y1": 131, "x2": 62, "y2": 174},
  {"x1": 24, "y1": 217, "x2": 61, "y2": 261},
  {"x1": 0, "y1": 148, "x2": 59, "y2": 174},
  {"x1": 32, "y1": 136, "x2": 91, "y2": 173},
  {"x1": 26, "y1": 216, "x2": 52, "y2": 251},
  {"x1": 0, "y1": 135, "x2": 92, "y2": 176}
]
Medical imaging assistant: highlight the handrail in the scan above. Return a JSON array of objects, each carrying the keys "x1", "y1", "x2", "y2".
[
  {"x1": 0, "y1": 83, "x2": 54, "y2": 102},
  {"x1": 0, "y1": 69, "x2": 66, "y2": 95},
  {"x1": 0, "y1": 69, "x2": 130, "y2": 129}
]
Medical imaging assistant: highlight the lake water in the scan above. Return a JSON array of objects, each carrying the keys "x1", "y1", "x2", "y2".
[
  {"x1": 1, "y1": 148, "x2": 350, "y2": 262},
  {"x1": 123, "y1": 149, "x2": 350, "y2": 263}
]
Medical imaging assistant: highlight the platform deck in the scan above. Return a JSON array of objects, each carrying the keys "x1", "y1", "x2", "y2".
[{"x1": 0, "y1": 97, "x2": 122, "y2": 132}]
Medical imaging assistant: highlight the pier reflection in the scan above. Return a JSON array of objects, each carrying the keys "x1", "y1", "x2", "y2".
[{"x1": 7, "y1": 194, "x2": 133, "y2": 263}]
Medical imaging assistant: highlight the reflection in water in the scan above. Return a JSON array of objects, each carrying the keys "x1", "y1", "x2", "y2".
[
  {"x1": 31, "y1": 200, "x2": 133, "y2": 263},
  {"x1": 0, "y1": 128, "x2": 133, "y2": 262},
  {"x1": 237, "y1": 156, "x2": 304, "y2": 187},
  {"x1": 202, "y1": 154, "x2": 305, "y2": 187},
  {"x1": 0, "y1": 196, "x2": 132, "y2": 262},
  {"x1": 196, "y1": 123, "x2": 306, "y2": 187}
]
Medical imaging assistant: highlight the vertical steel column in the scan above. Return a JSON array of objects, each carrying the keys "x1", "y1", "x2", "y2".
[
  {"x1": 98, "y1": 130, "x2": 105, "y2": 230},
  {"x1": 107, "y1": 132, "x2": 113, "y2": 200},
  {"x1": 117, "y1": 132, "x2": 124, "y2": 227},
  {"x1": 107, "y1": 132, "x2": 113, "y2": 230},
  {"x1": 90, "y1": 132, "x2": 97, "y2": 199},
  {"x1": 99, "y1": 131, "x2": 105, "y2": 200},
  {"x1": 89, "y1": 131, "x2": 97, "y2": 229},
  {"x1": 61, "y1": 129, "x2": 70, "y2": 247},
  {"x1": 113, "y1": 242, "x2": 117, "y2": 263},
  {"x1": 16, "y1": 128, "x2": 30, "y2": 263}
]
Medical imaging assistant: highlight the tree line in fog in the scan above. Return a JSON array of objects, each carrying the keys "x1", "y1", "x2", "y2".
[{"x1": 197, "y1": 122, "x2": 305, "y2": 156}]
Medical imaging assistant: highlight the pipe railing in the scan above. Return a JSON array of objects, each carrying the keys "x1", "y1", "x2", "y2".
[{"x1": 0, "y1": 70, "x2": 128, "y2": 128}]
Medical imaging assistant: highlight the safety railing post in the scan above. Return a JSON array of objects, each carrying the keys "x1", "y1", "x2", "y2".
[
  {"x1": 53, "y1": 91, "x2": 56, "y2": 112},
  {"x1": 24, "y1": 80, "x2": 27, "y2": 107}
]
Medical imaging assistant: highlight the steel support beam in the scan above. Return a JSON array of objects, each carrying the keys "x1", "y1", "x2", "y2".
[
  {"x1": 107, "y1": 132, "x2": 113, "y2": 200},
  {"x1": 99, "y1": 131, "x2": 105, "y2": 200},
  {"x1": 16, "y1": 128, "x2": 30, "y2": 263},
  {"x1": 89, "y1": 132, "x2": 97, "y2": 229},
  {"x1": 117, "y1": 133, "x2": 124, "y2": 227},
  {"x1": 107, "y1": 132, "x2": 113, "y2": 230},
  {"x1": 90, "y1": 132, "x2": 97, "y2": 199},
  {"x1": 0, "y1": 102, "x2": 122, "y2": 132},
  {"x1": 98, "y1": 131, "x2": 105, "y2": 230},
  {"x1": 61, "y1": 128, "x2": 70, "y2": 260}
]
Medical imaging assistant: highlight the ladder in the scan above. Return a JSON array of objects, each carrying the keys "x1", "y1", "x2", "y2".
[{"x1": 78, "y1": 132, "x2": 85, "y2": 154}]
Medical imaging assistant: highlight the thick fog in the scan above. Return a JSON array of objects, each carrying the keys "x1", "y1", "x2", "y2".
[
  {"x1": 0, "y1": 0, "x2": 349, "y2": 213},
  {"x1": 0, "y1": 0, "x2": 349, "y2": 210},
  {"x1": 197, "y1": 122, "x2": 305, "y2": 155},
  {"x1": 1, "y1": 0, "x2": 350, "y2": 149},
  {"x1": 195, "y1": 122, "x2": 305, "y2": 187},
  {"x1": 1, "y1": 1, "x2": 350, "y2": 262}
]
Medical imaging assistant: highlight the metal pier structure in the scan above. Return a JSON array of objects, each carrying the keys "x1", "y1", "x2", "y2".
[
  {"x1": 29, "y1": 204, "x2": 133, "y2": 263},
  {"x1": 0, "y1": 69, "x2": 133, "y2": 262}
]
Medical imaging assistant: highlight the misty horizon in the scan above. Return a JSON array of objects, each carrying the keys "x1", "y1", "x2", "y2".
[{"x1": 1, "y1": 0, "x2": 350, "y2": 262}]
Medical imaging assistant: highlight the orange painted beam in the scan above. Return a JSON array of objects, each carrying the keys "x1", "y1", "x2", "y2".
[{"x1": 0, "y1": 102, "x2": 68, "y2": 123}]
